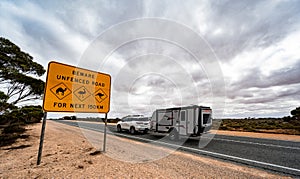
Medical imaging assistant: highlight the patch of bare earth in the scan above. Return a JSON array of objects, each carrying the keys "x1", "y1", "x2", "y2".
[{"x1": 0, "y1": 121, "x2": 290, "y2": 178}]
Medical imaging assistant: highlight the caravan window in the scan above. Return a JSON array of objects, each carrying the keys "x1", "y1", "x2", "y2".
[
  {"x1": 180, "y1": 111, "x2": 186, "y2": 121},
  {"x1": 203, "y1": 114, "x2": 211, "y2": 124},
  {"x1": 158, "y1": 111, "x2": 172, "y2": 125}
]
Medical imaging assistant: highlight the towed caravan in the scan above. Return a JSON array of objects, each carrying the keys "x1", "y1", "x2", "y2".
[{"x1": 149, "y1": 105, "x2": 212, "y2": 140}]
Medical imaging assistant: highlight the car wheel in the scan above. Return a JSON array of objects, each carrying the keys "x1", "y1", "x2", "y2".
[
  {"x1": 169, "y1": 129, "x2": 179, "y2": 141},
  {"x1": 130, "y1": 127, "x2": 136, "y2": 134},
  {"x1": 117, "y1": 125, "x2": 122, "y2": 132},
  {"x1": 143, "y1": 129, "x2": 149, "y2": 134}
]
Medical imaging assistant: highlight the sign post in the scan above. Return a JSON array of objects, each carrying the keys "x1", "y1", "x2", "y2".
[
  {"x1": 37, "y1": 112, "x2": 47, "y2": 165},
  {"x1": 103, "y1": 113, "x2": 108, "y2": 152},
  {"x1": 37, "y1": 61, "x2": 111, "y2": 165}
]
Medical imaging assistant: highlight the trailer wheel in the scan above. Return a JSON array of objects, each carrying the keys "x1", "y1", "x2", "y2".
[
  {"x1": 130, "y1": 126, "x2": 136, "y2": 134},
  {"x1": 117, "y1": 125, "x2": 122, "y2": 132},
  {"x1": 169, "y1": 129, "x2": 179, "y2": 141}
]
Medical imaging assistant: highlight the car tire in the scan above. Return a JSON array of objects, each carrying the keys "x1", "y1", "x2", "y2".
[
  {"x1": 117, "y1": 125, "x2": 122, "y2": 132},
  {"x1": 169, "y1": 128, "x2": 179, "y2": 141},
  {"x1": 143, "y1": 129, "x2": 149, "y2": 134},
  {"x1": 130, "y1": 127, "x2": 136, "y2": 134}
]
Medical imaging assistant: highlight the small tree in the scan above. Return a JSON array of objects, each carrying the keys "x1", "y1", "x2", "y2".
[
  {"x1": 0, "y1": 37, "x2": 45, "y2": 112},
  {"x1": 291, "y1": 107, "x2": 300, "y2": 119}
]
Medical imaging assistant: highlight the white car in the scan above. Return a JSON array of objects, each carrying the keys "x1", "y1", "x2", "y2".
[{"x1": 117, "y1": 116, "x2": 150, "y2": 134}]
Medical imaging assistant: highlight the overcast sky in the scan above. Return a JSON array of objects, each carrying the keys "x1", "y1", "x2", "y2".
[{"x1": 0, "y1": 0, "x2": 299, "y2": 118}]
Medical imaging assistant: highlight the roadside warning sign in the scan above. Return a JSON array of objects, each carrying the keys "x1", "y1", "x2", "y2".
[{"x1": 43, "y1": 61, "x2": 111, "y2": 113}]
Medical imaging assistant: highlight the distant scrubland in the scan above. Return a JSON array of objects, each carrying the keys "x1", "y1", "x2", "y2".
[{"x1": 213, "y1": 118, "x2": 300, "y2": 135}]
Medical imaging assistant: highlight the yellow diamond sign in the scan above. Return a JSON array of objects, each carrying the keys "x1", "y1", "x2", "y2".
[{"x1": 43, "y1": 61, "x2": 111, "y2": 113}]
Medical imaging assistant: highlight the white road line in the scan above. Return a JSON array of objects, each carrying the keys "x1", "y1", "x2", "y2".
[
  {"x1": 78, "y1": 125, "x2": 300, "y2": 174},
  {"x1": 202, "y1": 137, "x2": 300, "y2": 150}
]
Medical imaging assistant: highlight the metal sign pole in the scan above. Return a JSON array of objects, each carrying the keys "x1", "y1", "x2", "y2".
[
  {"x1": 37, "y1": 112, "x2": 47, "y2": 165},
  {"x1": 103, "y1": 113, "x2": 108, "y2": 152}
]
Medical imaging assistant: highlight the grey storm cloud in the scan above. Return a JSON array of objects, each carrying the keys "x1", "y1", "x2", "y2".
[
  {"x1": 236, "y1": 86, "x2": 300, "y2": 105},
  {"x1": 233, "y1": 60, "x2": 300, "y2": 89},
  {"x1": 34, "y1": 0, "x2": 145, "y2": 37},
  {"x1": 1, "y1": 0, "x2": 299, "y2": 117},
  {"x1": 222, "y1": 57, "x2": 300, "y2": 114},
  {"x1": 203, "y1": 0, "x2": 300, "y2": 61},
  {"x1": 277, "y1": 88, "x2": 300, "y2": 99},
  {"x1": 147, "y1": 78, "x2": 168, "y2": 87}
]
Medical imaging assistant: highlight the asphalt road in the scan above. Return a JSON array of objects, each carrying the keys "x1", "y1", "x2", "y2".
[{"x1": 54, "y1": 120, "x2": 300, "y2": 177}]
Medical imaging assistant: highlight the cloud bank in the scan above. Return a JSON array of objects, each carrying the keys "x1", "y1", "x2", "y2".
[{"x1": 0, "y1": 0, "x2": 299, "y2": 118}]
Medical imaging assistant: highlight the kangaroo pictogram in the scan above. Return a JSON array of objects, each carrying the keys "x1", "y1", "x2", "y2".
[
  {"x1": 56, "y1": 87, "x2": 67, "y2": 96},
  {"x1": 95, "y1": 92, "x2": 105, "y2": 99}
]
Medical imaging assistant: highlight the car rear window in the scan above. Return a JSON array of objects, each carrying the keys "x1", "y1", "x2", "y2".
[{"x1": 134, "y1": 117, "x2": 149, "y2": 121}]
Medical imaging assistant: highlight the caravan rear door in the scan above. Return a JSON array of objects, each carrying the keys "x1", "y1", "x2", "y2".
[
  {"x1": 179, "y1": 110, "x2": 187, "y2": 135},
  {"x1": 187, "y1": 108, "x2": 194, "y2": 134}
]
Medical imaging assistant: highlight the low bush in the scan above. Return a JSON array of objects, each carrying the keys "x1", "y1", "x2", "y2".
[
  {"x1": 218, "y1": 118, "x2": 300, "y2": 135},
  {"x1": 0, "y1": 105, "x2": 43, "y2": 147},
  {"x1": 3, "y1": 123, "x2": 26, "y2": 134}
]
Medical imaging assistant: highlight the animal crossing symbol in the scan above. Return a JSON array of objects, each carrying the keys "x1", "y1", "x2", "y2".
[
  {"x1": 94, "y1": 88, "x2": 107, "y2": 103},
  {"x1": 73, "y1": 86, "x2": 91, "y2": 102},
  {"x1": 56, "y1": 87, "x2": 67, "y2": 95},
  {"x1": 50, "y1": 83, "x2": 72, "y2": 100}
]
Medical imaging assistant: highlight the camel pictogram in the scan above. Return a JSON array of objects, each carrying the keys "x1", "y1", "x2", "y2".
[{"x1": 56, "y1": 87, "x2": 67, "y2": 96}]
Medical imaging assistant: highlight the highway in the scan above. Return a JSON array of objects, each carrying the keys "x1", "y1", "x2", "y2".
[{"x1": 54, "y1": 120, "x2": 300, "y2": 177}]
